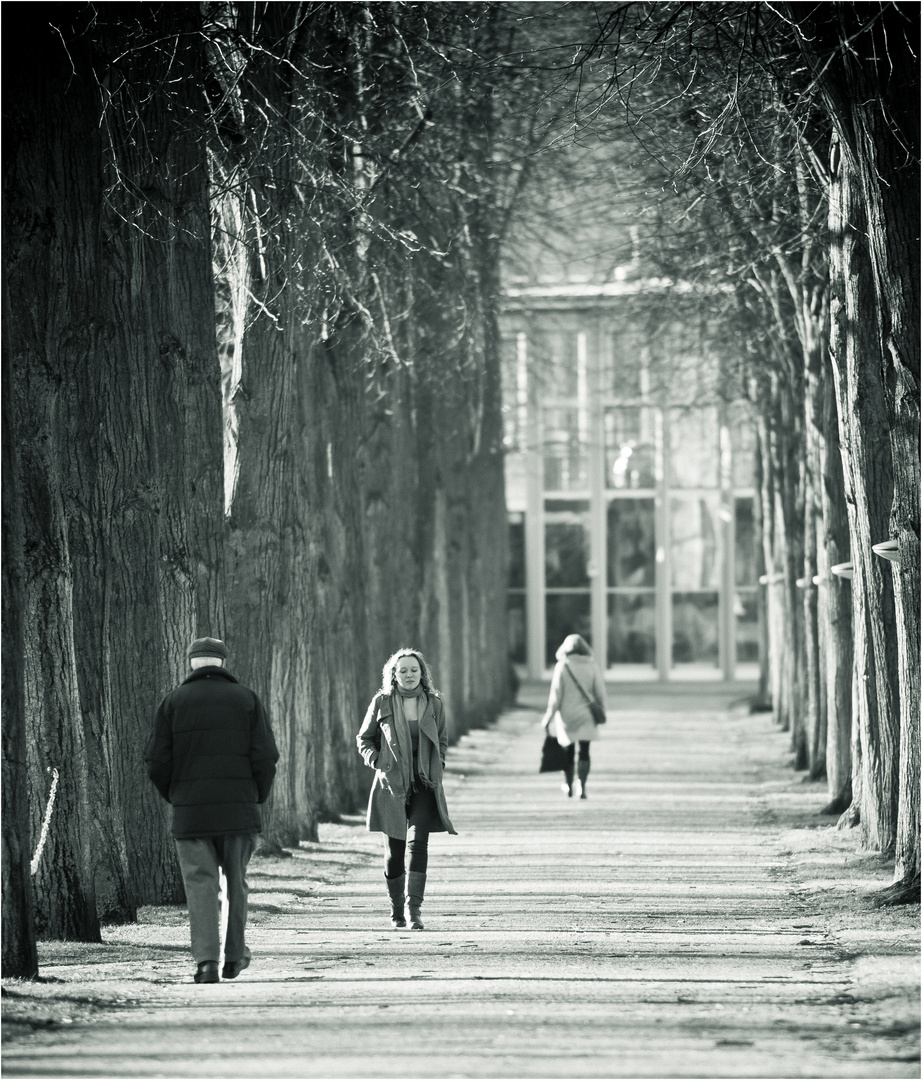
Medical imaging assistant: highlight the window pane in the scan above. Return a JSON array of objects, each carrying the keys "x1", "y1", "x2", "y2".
[
  {"x1": 533, "y1": 330, "x2": 578, "y2": 398},
  {"x1": 545, "y1": 501, "x2": 590, "y2": 587},
  {"x1": 505, "y1": 453, "x2": 527, "y2": 513},
  {"x1": 609, "y1": 331, "x2": 643, "y2": 398},
  {"x1": 671, "y1": 494, "x2": 719, "y2": 589},
  {"x1": 544, "y1": 407, "x2": 588, "y2": 491},
  {"x1": 508, "y1": 513, "x2": 525, "y2": 589},
  {"x1": 500, "y1": 335, "x2": 520, "y2": 450},
  {"x1": 607, "y1": 499, "x2": 656, "y2": 587},
  {"x1": 546, "y1": 593, "x2": 591, "y2": 666},
  {"x1": 672, "y1": 592, "x2": 719, "y2": 665},
  {"x1": 669, "y1": 407, "x2": 719, "y2": 487},
  {"x1": 735, "y1": 590, "x2": 759, "y2": 663},
  {"x1": 651, "y1": 333, "x2": 719, "y2": 406},
  {"x1": 607, "y1": 593, "x2": 656, "y2": 666},
  {"x1": 728, "y1": 402, "x2": 757, "y2": 488},
  {"x1": 508, "y1": 592, "x2": 526, "y2": 665},
  {"x1": 605, "y1": 407, "x2": 656, "y2": 489},
  {"x1": 545, "y1": 499, "x2": 588, "y2": 513},
  {"x1": 734, "y1": 497, "x2": 758, "y2": 586}
]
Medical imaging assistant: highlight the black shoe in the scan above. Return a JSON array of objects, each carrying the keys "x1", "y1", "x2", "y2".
[
  {"x1": 194, "y1": 961, "x2": 220, "y2": 984},
  {"x1": 222, "y1": 955, "x2": 251, "y2": 980}
]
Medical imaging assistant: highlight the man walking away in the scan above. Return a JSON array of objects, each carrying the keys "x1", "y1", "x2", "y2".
[{"x1": 146, "y1": 637, "x2": 279, "y2": 984}]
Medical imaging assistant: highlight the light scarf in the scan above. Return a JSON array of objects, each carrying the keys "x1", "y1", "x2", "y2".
[
  {"x1": 392, "y1": 685, "x2": 436, "y2": 792},
  {"x1": 397, "y1": 684, "x2": 422, "y2": 725}
]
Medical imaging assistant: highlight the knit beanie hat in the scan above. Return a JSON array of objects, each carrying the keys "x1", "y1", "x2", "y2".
[{"x1": 187, "y1": 636, "x2": 228, "y2": 661}]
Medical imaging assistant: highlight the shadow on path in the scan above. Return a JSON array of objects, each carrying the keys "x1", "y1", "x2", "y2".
[{"x1": 3, "y1": 690, "x2": 918, "y2": 1079}]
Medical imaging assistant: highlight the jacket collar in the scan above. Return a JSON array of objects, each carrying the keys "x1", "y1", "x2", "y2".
[
  {"x1": 182, "y1": 667, "x2": 239, "y2": 685},
  {"x1": 379, "y1": 690, "x2": 437, "y2": 734}
]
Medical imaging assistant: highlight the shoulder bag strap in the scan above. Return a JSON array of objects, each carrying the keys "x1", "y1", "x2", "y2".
[{"x1": 564, "y1": 660, "x2": 597, "y2": 706}]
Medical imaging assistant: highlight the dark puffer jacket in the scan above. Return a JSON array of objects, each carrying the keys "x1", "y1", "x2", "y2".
[{"x1": 146, "y1": 667, "x2": 279, "y2": 839}]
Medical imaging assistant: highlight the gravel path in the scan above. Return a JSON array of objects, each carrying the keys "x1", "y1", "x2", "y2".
[{"x1": 3, "y1": 687, "x2": 918, "y2": 1078}]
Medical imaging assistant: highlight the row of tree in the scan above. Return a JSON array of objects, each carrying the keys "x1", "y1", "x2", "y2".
[
  {"x1": 3, "y1": 3, "x2": 514, "y2": 976},
  {"x1": 535, "y1": 1, "x2": 918, "y2": 901},
  {"x1": 3, "y1": 0, "x2": 917, "y2": 982}
]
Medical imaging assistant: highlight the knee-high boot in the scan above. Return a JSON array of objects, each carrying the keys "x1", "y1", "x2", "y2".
[
  {"x1": 577, "y1": 759, "x2": 590, "y2": 799},
  {"x1": 406, "y1": 870, "x2": 426, "y2": 930},
  {"x1": 385, "y1": 874, "x2": 406, "y2": 928}
]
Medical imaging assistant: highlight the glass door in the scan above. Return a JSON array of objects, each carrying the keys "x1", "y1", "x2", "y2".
[
  {"x1": 606, "y1": 497, "x2": 657, "y2": 670},
  {"x1": 544, "y1": 499, "x2": 591, "y2": 664},
  {"x1": 667, "y1": 407, "x2": 722, "y2": 674}
]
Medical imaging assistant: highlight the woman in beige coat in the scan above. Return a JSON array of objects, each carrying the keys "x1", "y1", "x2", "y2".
[
  {"x1": 541, "y1": 634, "x2": 607, "y2": 798},
  {"x1": 356, "y1": 648, "x2": 456, "y2": 929}
]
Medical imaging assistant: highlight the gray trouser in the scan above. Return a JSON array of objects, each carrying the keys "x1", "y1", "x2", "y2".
[{"x1": 175, "y1": 833, "x2": 256, "y2": 964}]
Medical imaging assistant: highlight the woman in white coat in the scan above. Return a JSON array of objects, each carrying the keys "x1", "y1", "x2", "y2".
[{"x1": 541, "y1": 634, "x2": 607, "y2": 798}]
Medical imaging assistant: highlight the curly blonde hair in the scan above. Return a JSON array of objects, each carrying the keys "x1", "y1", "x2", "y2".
[{"x1": 380, "y1": 647, "x2": 439, "y2": 696}]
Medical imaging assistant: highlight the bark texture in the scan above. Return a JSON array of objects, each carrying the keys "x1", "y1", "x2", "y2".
[
  {"x1": 1, "y1": 276, "x2": 38, "y2": 975},
  {"x1": 5, "y1": 6, "x2": 225, "y2": 937},
  {"x1": 803, "y1": 340, "x2": 827, "y2": 779},
  {"x1": 93, "y1": 6, "x2": 225, "y2": 908},
  {"x1": 755, "y1": 372, "x2": 805, "y2": 763},
  {"x1": 791, "y1": 0, "x2": 919, "y2": 895},
  {"x1": 7, "y1": 9, "x2": 103, "y2": 941},
  {"x1": 817, "y1": 357, "x2": 853, "y2": 814},
  {"x1": 828, "y1": 140, "x2": 900, "y2": 855}
]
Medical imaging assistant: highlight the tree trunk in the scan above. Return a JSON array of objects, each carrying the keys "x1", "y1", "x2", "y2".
[
  {"x1": 94, "y1": 6, "x2": 225, "y2": 908},
  {"x1": 358, "y1": 360, "x2": 422, "y2": 671},
  {"x1": 5, "y1": 10, "x2": 103, "y2": 941},
  {"x1": 7, "y1": 7, "x2": 224, "y2": 929},
  {"x1": 225, "y1": 269, "x2": 309, "y2": 848},
  {"x1": 223, "y1": 5, "x2": 345, "y2": 849},
  {"x1": 842, "y1": 8, "x2": 920, "y2": 901},
  {"x1": 756, "y1": 416, "x2": 784, "y2": 727},
  {"x1": 756, "y1": 372, "x2": 806, "y2": 763},
  {"x1": 827, "y1": 139, "x2": 900, "y2": 855},
  {"x1": 1, "y1": 279, "x2": 38, "y2": 975},
  {"x1": 751, "y1": 423, "x2": 771, "y2": 707},
  {"x1": 22, "y1": 516, "x2": 101, "y2": 941},
  {"x1": 294, "y1": 319, "x2": 373, "y2": 822},
  {"x1": 818, "y1": 354, "x2": 853, "y2": 814},
  {"x1": 802, "y1": 348, "x2": 826, "y2": 779},
  {"x1": 836, "y1": 660, "x2": 863, "y2": 833}
]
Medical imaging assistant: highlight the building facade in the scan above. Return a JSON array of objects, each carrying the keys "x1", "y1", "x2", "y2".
[{"x1": 501, "y1": 283, "x2": 760, "y2": 681}]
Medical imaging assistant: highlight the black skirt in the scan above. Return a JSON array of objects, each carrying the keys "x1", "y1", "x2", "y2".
[{"x1": 406, "y1": 785, "x2": 444, "y2": 833}]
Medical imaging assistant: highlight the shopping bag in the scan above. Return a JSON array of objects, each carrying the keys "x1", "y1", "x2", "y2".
[{"x1": 539, "y1": 733, "x2": 568, "y2": 773}]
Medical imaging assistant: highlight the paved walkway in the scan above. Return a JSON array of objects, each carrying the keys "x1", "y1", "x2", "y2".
[{"x1": 4, "y1": 688, "x2": 917, "y2": 1078}]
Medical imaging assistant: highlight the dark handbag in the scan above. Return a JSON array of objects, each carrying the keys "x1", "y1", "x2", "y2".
[
  {"x1": 564, "y1": 662, "x2": 607, "y2": 724},
  {"x1": 539, "y1": 732, "x2": 568, "y2": 773}
]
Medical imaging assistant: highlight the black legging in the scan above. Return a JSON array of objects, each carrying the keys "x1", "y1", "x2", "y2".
[
  {"x1": 563, "y1": 741, "x2": 591, "y2": 785},
  {"x1": 385, "y1": 827, "x2": 429, "y2": 877}
]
